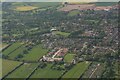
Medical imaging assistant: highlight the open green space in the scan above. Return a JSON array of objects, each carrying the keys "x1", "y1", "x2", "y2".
[
  {"x1": 7, "y1": 63, "x2": 39, "y2": 78},
  {"x1": 3, "y1": 42, "x2": 23, "y2": 56},
  {"x1": 8, "y1": 45, "x2": 25, "y2": 59},
  {"x1": 12, "y1": 2, "x2": 61, "y2": 11},
  {"x1": 54, "y1": 31, "x2": 70, "y2": 37},
  {"x1": 68, "y1": 10, "x2": 80, "y2": 17},
  {"x1": 0, "y1": 43, "x2": 8, "y2": 50},
  {"x1": 31, "y1": 63, "x2": 65, "y2": 78},
  {"x1": 22, "y1": 44, "x2": 48, "y2": 61},
  {"x1": 2, "y1": 59, "x2": 22, "y2": 77},
  {"x1": 62, "y1": 61, "x2": 91, "y2": 78},
  {"x1": 64, "y1": 53, "x2": 75, "y2": 62},
  {"x1": 95, "y1": 2, "x2": 117, "y2": 6}
]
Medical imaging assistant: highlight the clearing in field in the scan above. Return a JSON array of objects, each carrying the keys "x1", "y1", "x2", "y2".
[
  {"x1": 6, "y1": 63, "x2": 39, "y2": 78},
  {"x1": 15, "y1": 6, "x2": 38, "y2": 11},
  {"x1": 2, "y1": 59, "x2": 22, "y2": 77},
  {"x1": 31, "y1": 63, "x2": 65, "y2": 78},
  {"x1": 22, "y1": 44, "x2": 48, "y2": 61},
  {"x1": 62, "y1": 61, "x2": 91, "y2": 78}
]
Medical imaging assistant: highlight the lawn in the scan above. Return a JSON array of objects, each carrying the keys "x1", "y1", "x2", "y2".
[
  {"x1": 2, "y1": 59, "x2": 22, "y2": 77},
  {"x1": 54, "y1": 31, "x2": 70, "y2": 37},
  {"x1": 6, "y1": 63, "x2": 39, "y2": 78},
  {"x1": 68, "y1": 10, "x2": 80, "y2": 17},
  {"x1": 62, "y1": 61, "x2": 91, "y2": 78},
  {"x1": 2, "y1": 42, "x2": 23, "y2": 56},
  {"x1": 64, "y1": 53, "x2": 75, "y2": 62},
  {"x1": 31, "y1": 63, "x2": 65, "y2": 78},
  {"x1": 15, "y1": 6, "x2": 38, "y2": 11},
  {"x1": 22, "y1": 44, "x2": 48, "y2": 61}
]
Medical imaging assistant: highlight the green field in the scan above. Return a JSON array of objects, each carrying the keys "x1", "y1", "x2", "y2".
[
  {"x1": 54, "y1": 31, "x2": 70, "y2": 37},
  {"x1": 12, "y1": 2, "x2": 61, "y2": 11},
  {"x1": 22, "y1": 44, "x2": 48, "y2": 61},
  {"x1": 31, "y1": 63, "x2": 65, "y2": 78},
  {"x1": 8, "y1": 45, "x2": 25, "y2": 59},
  {"x1": 64, "y1": 53, "x2": 75, "y2": 62},
  {"x1": 62, "y1": 62, "x2": 91, "y2": 78},
  {"x1": 68, "y1": 10, "x2": 80, "y2": 17},
  {"x1": 0, "y1": 43, "x2": 8, "y2": 50},
  {"x1": 3, "y1": 42, "x2": 23, "y2": 56},
  {"x1": 95, "y1": 2, "x2": 117, "y2": 6},
  {"x1": 2, "y1": 59, "x2": 22, "y2": 77},
  {"x1": 7, "y1": 63, "x2": 39, "y2": 78}
]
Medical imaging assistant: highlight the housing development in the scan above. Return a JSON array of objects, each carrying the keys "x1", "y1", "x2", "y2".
[{"x1": 0, "y1": 1, "x2": 119, "y2": 79}]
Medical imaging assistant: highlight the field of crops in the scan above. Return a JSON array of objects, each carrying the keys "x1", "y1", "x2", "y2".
[
  {"x1": 2, "y1": 59, "x2": 22, "y2": 77},
  {"x1": 62, "y1": 62, "x2": 91, "y2": 78},
  {"x1": 6, "y1": 63, "x2": 39, "y2": 78},
  {"x1": 15, "y1": 6, "x2": 38, "y2": 11},
  {"x1": 30, "y1": 63, "x2": 65, "y2": 78},
  {"x1": 22, "y1": 44, "x2": 48, "y2": 61}
]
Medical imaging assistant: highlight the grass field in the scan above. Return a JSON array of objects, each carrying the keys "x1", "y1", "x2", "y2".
[
  {"x1": 31, "y1": 63, "x2": 65, "y2": 78},
  {"x1": 8, "y1": 45, "x2": 25, "y2": 59},
  {"x1": 54, "y1": 31, "x2": 70, "y2": 37},
  {"x1": 2, "y1": 59, "x2": 22, "y2": 77},
  {"x1": 95, "y1": 2, "x2": 117, "y2": 6},
  {"x1": 64, "y1": 53, "x2": 75, "y2": 62},
  {"x1": 7, "y1": 63, "x2": 39, "y2": 78},
  {"x1": 68, "y1": 10, "x2": 80, "y2": 16},
  {"x1": 3, "y1": 42, "x2": 23, "y2": 56},
  {"x1": 22, "y1": 44, "x2": 48, "y2": 61},
  {"x1": 12, "y1": 2, "x2": 61, "y2": 11},
  {"x1": 15, "y1": 6, "x2": 38, "y2": 11},
  {"x1": 62, "y1": 61, "x2": 91, "y2": 78},
  {"x1": 0, "y1": 43, "x2": 8, "y2": 50}
]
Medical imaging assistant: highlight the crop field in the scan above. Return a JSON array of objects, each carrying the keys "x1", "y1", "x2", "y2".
[
  {"x1": 30, "y1": 63, "x2": 65, "y2": 78},
  {"x1": 22, "y1": 44, "x2": 48, "y2": 61},
  {"x1": 54, "y1": 31, "x2": 70, "y2": 37},
  {"x1": 62, "y1": 62, "x2": 91, "y2": 78},
  {"x1": 12, "y1": 2, "x2": 61, "y2": 11},
  {"x1": 68, "y1": 10, "x2": 80, "y2": 16},
  {"x1": 2, "y1": 42, "x2": 23, "y2": 56},
  {"x1": 15, "y1": 6, "x2": 38, "y2": 11},
  {"x1": 64, "y1": 53, "x2": 75, "y2": 62},
  {"x1": 2, "y1": 59, "x2": 22, "y2": 77},
  {"x1": 6, "y1": 63, "x2": 39, "y2": 78}
]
